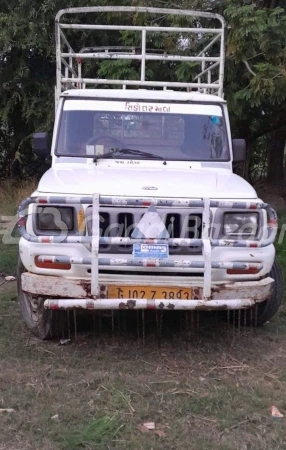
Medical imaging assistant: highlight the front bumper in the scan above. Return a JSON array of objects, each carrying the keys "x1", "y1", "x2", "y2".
[{"x1": 21, "y1": 272, "x2": 274, "y2": 311}]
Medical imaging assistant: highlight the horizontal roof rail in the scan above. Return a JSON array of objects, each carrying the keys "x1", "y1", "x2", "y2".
[{"x1": 55, "y1": 7, "x2": 225, "y2": 107}]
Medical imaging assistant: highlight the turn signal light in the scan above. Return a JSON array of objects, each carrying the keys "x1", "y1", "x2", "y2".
[
  {"x1": 35, "y1": 256, "x2": 71, "y2": 270},
  {"x1": 227, "y1": 268, "x2": 260, "y2": 275}
]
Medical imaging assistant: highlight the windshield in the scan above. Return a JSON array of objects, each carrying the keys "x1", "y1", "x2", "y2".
[{"x1": 56, "y1": 100, "x2": 229, "y2": 161}]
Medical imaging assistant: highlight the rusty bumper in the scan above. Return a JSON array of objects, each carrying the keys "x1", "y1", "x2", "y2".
[
  {"x1": 44, "y1": 298, "x2": 265, "y2": 311},
  {"x1": 21, "y1": 273, "x2": 274, "y2": 311}
]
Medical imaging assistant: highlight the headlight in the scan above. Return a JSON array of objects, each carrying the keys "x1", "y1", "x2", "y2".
[
  {"x1": 37, "y1": 206, "x2": 74, "y2": 232},
  {"x1": 223, "y1": 213, "x2": 258, "y2": 238}
]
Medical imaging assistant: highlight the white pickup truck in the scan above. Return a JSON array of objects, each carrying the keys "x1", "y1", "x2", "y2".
[{"x1": 17, "y1": 7, "x2": 283, "y2": 338}]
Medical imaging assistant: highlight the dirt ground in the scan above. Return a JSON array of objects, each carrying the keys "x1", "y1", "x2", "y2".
[{"x1": 0, "y1": 276, "x2": 286, "y2": 450}]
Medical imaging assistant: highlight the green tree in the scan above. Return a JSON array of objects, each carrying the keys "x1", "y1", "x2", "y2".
[
  {"x1": 224, "y1": 1, "x2": 286, "y2": 183},
  {"x1": 0, "y1": 0, "x2": 285, "y2": 184},
  {"x1": 0, "y1": 0, "x2": 134, "y2": 178}
]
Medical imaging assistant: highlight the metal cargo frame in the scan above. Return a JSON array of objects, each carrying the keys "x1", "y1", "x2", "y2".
[
  {"x1": 18, "y1": 195, "x2": 278, "y2": 310},
  {"x1": 55, "y1": 6, "x2": 226, "y2": 107}
]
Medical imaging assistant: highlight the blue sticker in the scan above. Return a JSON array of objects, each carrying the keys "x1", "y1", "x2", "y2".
[
  {"x1": 133, "y1": 243, "x2": 169, "y2": 259},
  {"x1": 210, "y1": 116, "x2": 220, "y2": 124}
]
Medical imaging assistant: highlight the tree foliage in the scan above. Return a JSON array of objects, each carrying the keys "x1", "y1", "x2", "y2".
[{"x1": 0, "y1": 0, "x2": 285, "y2": 183}]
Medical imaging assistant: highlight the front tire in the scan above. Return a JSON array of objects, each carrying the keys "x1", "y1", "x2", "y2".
[
  {"x1": 17, "y1": 257, "x2": 55, "y2": 339},
  {"x1": 252, "y1": 258, "x2": 284, "y2": 326}
]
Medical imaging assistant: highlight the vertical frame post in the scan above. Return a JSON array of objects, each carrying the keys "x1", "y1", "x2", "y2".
[
  {"x1": 141, "y1": 29, "x2": 147, "y2": 82},
  {"x1": 69, "y1": 53, "x2": 73, "y2": 82},
  {"x1": 55, "y1": 21, "x2": 62, "y2": 111},
  {"x1": 78, "y1": 58, "x2": 82, "y2": 89},
  {"x1": 208, "y1": 70, "x2": 211, "y2": 85},
  {"x1": 202, "y1": 53, "x2": 206, "y2": 94},
  {"x1": 91, "y1": 193, "x2": 100, "y2": 297},
  {"x1": 202, "y1": 197, "x2": 211, "y2": 299},
  {"x1": 218, "y1": 29, "x2": 225, "y2": 98}
]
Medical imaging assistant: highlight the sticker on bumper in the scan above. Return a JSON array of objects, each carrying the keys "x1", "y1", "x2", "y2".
[{"x1": 133, "y1": 243, "x2": 169, "y2": 259}]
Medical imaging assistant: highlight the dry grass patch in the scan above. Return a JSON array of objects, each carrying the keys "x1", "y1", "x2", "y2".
[
  {"x1": 0, "y1": 280, "x2": 285, "y2": 450},
  {"x1": 0, "y1": 179, "x2": 37, "y2": 216}
]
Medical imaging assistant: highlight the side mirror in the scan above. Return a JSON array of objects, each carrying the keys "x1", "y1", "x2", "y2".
[
  {"x1": 232, "y1": 139, "x2": 246, "y2": 163},
  {"x1": 33, "y1": 132, "x2": 50, "y2": 157}
]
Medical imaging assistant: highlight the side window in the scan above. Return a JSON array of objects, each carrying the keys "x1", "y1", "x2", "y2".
[
  {"x1": 182, "y1": 115, "x2": 227, "y2": 160},
  {"x1": 208, "y1": 116, "x2": 228, "y2": 159},
  {"x1": 58, "y1": 111, "x2": 94, "y2": 153}
]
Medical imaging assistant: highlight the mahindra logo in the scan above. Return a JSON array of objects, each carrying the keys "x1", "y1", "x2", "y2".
[{"x1": 142, "y1": 186, "x2": 158, "y2": 190}]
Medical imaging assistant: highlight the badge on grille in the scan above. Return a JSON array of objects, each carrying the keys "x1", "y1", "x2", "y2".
[{"x1": 131, "y1": 205, "x2": 170, "y2": 239}]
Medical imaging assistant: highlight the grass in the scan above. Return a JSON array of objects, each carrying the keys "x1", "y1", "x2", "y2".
[
  {"x1": 0, "y1": 288, "x2": 286, "y2": 450},
  {"x1": 0, "y1": 180, "x2": 37, "y2": 275},
  {"x1": 60, "y1": 415, "x2": 121, "y2": 450},
  {"x1": 0, "y1": 179, "x2": 37, "y2": 216},
  {"x1": 0, "y1": 244, "x2": 18, "y2": 276},
  {"x1": 0, "y1": 184, "x2": 286, "y2": 449}
]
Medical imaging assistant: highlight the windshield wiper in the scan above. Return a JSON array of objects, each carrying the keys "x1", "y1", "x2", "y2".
[{"x1": 94, "y1": 148, "x2": 164, "y2": 160}]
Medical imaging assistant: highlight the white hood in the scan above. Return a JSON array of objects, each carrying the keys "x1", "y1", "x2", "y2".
[{"x1": 38, "y1": 164, "x2": 257, "y2": 199}]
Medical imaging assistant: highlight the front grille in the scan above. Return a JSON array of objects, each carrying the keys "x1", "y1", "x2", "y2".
[
  {"x1": 100, "y1": 212, "x2": 110, "y2": 249},
  {"x1": 117, "y1": 212, "x2": 134, "y2": 238},
  {"x1": 165, "y1": 213, "x2": 181, "y2": 239},
  {"x1": 86, "y1": 207, "x2": 203, "y2": 254},
  {"x1": 186, "y1": 215, "x2": 203, "y2": 239},
  {"x1": 165, "y1": 213, "x2": 202, "y2": 239}
]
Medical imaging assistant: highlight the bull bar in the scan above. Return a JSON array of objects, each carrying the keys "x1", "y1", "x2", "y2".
[{"x1": 18, "y1": 195, "x2": 278, "y2": 310}]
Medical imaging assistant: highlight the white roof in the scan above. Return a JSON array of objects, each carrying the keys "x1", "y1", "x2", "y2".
[{"x1": 61, "y1": 89, "x2": 225, "y2": 104}]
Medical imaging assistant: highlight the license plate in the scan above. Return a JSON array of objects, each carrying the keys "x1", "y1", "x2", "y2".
[
  {"x1": 133, "y1": 243, "x2": 169, "y2": 259},
  {"x1": 108, "y1": 285, "x2": 192, "y2": 300}
]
